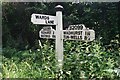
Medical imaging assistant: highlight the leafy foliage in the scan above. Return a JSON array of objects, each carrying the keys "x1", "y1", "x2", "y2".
[
  {"x1": 2, "y1": 42, "x2": 56, "y2": 78},
  {"x1": 63, "y1": 40, "x2": 119, "y2": 79},
  {"x1": 2, "y1": 39, "x2": 120, "y2": 79}
]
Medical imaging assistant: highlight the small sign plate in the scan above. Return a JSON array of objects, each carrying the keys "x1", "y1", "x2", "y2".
[{"x1": 39, "y1": 26, "x2": 56, "y2": 39}]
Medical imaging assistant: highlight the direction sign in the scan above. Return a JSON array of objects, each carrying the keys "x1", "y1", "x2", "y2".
[
  {"x1": 63, "y1": 24, "x2": 95, "y2": 41},
  {"x1": 31, "y1": 13, "x2": 56, "y2": 25},
  {"x1": 63, "y1": 29, "x2": 95, "y2": 41},
  {"x1": 39, "y1": 26, "x2": 56, "y2": 39}
]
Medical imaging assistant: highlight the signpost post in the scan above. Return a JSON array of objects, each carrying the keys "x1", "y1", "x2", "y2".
[
  {"x1": 55, "y1": 5, "x2": 64, "y2": 71},
  {"x1": 31, "y1": 5, "x2": 95, "y2": 75}
]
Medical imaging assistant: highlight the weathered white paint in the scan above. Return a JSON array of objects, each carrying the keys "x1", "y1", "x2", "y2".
[
  {"x1": 39, "y1": 26, "x2": 56, "y2": 39},
  {"x1": 63, "y1": 30, "x2": 95, "y2": 41},
  {"x1": 55, "y1": 5, "x2": 63, "y2": 70},
  {"x1": 31, "y1": 13, "x2": 56, "y2": 25}
]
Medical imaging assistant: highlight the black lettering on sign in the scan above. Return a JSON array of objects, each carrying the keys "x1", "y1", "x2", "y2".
[
  {"x1": 71, "y1": 36, "x2": 73, "y2": 39},
  {"x1": 41, "y1": 16, "x2": 49, "y2": 20},
  {"x1": 43, "y1": 27, "x2": 51, "y2": 30},
  {"x1": 70, "y1": 31, "x2": 74, "y2": 35},
  {"x1": 64, "y1": 31, "x2": 68, "y2": 35},
  {"x1": 35, "y1": 15, "x2": 49, "y2": 20},
  {"x1": 70, "y1": 36, "x2": 80, "y2": 39},
  {"x1": 45, "y1": 20, "x2": 54, "y2": 24},
  {"x1": 41, "y1": 31, "x2": 51, "y2": 34},
  {"x1": 64, "y1": 35, "x2": 69, "y2": 39},
  {"x1": 52, "y1": 35, "x2": 56, "y2": 38},
  {"x1": 46, "y1": 35, "x2": 50, "y2": 37},
  {"x1": 41, "y1": 35, "x2": 50, "y2": 38},
  {"x1": 80, "y1": 36, "x2": 82, "y2": 39},
  {"x1": 41, "y1": 35, "x2": 44, "y2": 37},
  {"x1": 88, "y1": 38, "x2": 90, "y2": 40},
  {"x1": 35, "y1": 15, "x2": 39, "y2": 19},
  {"x1": 75, "y1": 36, "x2": 78, "y2": 39},
  {"x1": 75, "y1": 31, "x2": 77, "y2": 34},
  {"x1": 84, "y1": 36, "x2": 88, "y2": 40}
]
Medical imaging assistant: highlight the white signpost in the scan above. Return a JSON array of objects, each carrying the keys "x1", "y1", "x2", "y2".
[
  {"x1": 31, "y1": 5, "x2": 95, "y2": 71},
  {"x1": 55, "y1": 5, "x2": 64, "y2": 70}
]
